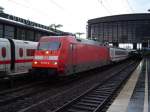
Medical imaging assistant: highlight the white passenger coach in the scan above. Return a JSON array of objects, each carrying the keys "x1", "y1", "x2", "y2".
[{"x1": 0, "y1": 38, "x2": 37, "y2": 77}]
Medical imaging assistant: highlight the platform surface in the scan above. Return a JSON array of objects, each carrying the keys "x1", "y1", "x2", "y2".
[{"x1": 107, "y1": 58, "x2": 149, "y2": 112}]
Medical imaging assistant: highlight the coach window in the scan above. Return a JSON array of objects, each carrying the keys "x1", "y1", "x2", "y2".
[
  {"x1": 4, "y1": 25, "x2": 14, "y2": 39},
  {"x1": 19, "y1": 48, "x2": 23, "y2": 57},
  {"x1": 27, "y1": 49, "x2": 35, "y2": 56},
  {"x1": 2, "y1": 47, "x2": 6, "y2": 58}
]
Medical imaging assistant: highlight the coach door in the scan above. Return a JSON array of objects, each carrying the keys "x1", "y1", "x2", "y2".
[
  {"x1": 69, "y1": 43, "x2": 77, "y2": 74},
  {"x1": 16, "y1": 42, "x2": 25, "y2": 72},
  {"x1": 0, "y1": 43, "x2": 6, "y2": 72},
  {"x1": 0, "y1": 41, "x2": 10, "y2": 74}
]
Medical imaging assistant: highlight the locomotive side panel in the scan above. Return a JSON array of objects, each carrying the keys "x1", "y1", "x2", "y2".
[
  {"x1": 99, "y1": 46, "x2": 110, "y2": 65},
  {"x1": 74, "y1": 44, "x2": 109, "y2": 73},
  {"x1": 59, "y1": 39, "x2": 76, "y2": 75}
]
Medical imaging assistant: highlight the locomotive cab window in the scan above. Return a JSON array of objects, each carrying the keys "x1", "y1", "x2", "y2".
[{"x1": 38, "y1": 41, "x2": 61, "y2": 50}]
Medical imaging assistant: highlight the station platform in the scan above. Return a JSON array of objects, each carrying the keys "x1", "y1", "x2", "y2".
[{"x1": 107, "y1": 58, "x2": 149, "y2": 112}]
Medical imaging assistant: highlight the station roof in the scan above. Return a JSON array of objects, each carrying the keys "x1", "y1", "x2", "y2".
[
  {"x1": 0, "y1": 12, "x2": 71, "y2": 35},
  {"x1": 88, "y1": 13, "x2": 150, "y2": 24}
]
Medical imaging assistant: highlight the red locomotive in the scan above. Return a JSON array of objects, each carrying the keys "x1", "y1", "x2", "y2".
[{"x1": 32, "y1": 36, "x2": 128, "y2": 76}]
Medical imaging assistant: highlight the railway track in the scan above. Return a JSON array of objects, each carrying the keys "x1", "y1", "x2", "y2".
[
  {"x1": 53, "y1": 62, "x2": 137, "y2": 112},
  {"x1": 0, "y1": 59, "x2": 139, "y2": 112},
  {"x1": 0, "y1": 74, "x2": 43, "y2": 91},
  {"x1": 0, "y1": 74, "x2": 82, "y2": 107},
  {"x1": 0, "y1": 80, "x2": 50, "y2": 106},
  {"x1": 16, "y1": 60, "x2": 139, "y2": 112}
]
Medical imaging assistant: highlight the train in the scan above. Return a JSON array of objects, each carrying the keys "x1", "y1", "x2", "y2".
[
  {"x1": 0, "y1": 38, "x2": 37, "y2": 77},
  {"x1": 32, "y1": 36, "x2": 129, "y2": 76}
]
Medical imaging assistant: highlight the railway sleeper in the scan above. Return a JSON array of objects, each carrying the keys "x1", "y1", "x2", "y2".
[
  {"x1": 77, "y1": 102, "x2": 99, "y2": 107},
  {"x1": 80, "y1": 99, "x2": 101, "y2": 104},
  {"x1": 86, "y1": 94, "x2": 109, "y2": 98},
  {"x1": 91, "y1": 91, "x2": 111, "y2": 95},
  {"x1": 72, "y1": 104, "x2": 95, "y2": 111},
  {"x1": 83, "y1": 96, "x2": 105, "y2": 101},
  {"x1": 94, "y1": 90, "x2": 113, "y2": 93},
  {"x1": 68, "y1": 108, "x2": 91, "y2": 112}
]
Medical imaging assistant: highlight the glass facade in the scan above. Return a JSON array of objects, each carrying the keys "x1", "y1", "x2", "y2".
[
  {"x1": 4, "y1": 25, "x2": 14, "y2": 39},
  {"x1": 0, "y1": 24, "x2": 3, "y2": 38},
  {"x1": 0, "y1": 23, "x2": 52, "y2": 41},
  {"x1": 17, "y1": 28, "x2": 26, "y2": 40},
  {"x1": 0, "y1": 12, "x2": 60, "y2": 41},
  {"x1": 88, "y1": 20, "x2": 150, "y2": 44}
]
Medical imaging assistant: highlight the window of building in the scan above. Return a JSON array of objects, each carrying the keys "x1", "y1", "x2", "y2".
[
  {"x1": 26, "y1": 30, "x2": 34, "y2": 41},
  {"x1": 127, "y1": 21, "x2": 133, "y2": 43},
  {"x1": 104, "y1": 23, "x2": 108, "y2": 42},
  {"x1": 17, "y1": 28, "x2": 26, "y2": 40},
  {"x1": 35, "y1": 32, "x2": 42, "y2": 41},
  {"x1": 0, "y1": 24, "x2": 3, "y2": 38},
  {"x1": 108, "y1": 23, "x2": 113, "y2": 42},
  {"x1": 4, "y1": 25, "x2": 14, "y2": 39},
  {"x1": 99, "y1": 23, "x2": 103, "y2": 42}
]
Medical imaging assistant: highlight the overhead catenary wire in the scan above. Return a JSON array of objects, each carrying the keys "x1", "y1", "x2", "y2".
[
  {"x1": 98, "y1": 0, "x2": 112, "y2": 15},
  {"x1": 47, "y1": 0, "x2": 65, "y2": 10},
  {"x1": 125, "y1": 0, "x2": 134, "y2": 13},
  {"x1": 7, "y1": 0, "x2": 53, "y2": 21}
]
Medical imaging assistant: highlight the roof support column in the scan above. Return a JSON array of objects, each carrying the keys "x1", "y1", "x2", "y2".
[
  {"x1": 113, "y1": 42, "x2": 119, "y2": 47},
  {"x1": 133, "y1": 43, "x2": 137, "y2": 49}
]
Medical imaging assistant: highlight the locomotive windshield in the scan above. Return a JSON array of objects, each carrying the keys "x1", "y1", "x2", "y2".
[{"x1": 38, "y1": 41, "x2": 61, "y2": 50}]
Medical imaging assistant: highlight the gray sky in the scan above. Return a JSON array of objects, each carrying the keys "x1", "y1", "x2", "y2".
[{"x1": 0, "y1": 0, "x2": 150, "y2": 38}]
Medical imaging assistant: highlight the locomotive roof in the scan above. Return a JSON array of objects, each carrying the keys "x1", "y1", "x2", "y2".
[
  {"x1": 40, "y1": 36, "x2": 104, "y2": 46},
  {"x1": 76, "y1": 38, "x2": 103, "y2": 46}
]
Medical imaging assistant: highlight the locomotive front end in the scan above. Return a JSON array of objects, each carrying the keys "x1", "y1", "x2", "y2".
[{"x1": 32, "y1": 38, "x2": 63, "y2": 75}]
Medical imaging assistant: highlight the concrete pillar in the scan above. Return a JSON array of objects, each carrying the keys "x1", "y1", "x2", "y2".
[
  {"x1": 133, "y1": 43, "x2": 137, "y2": 49},
  {"x1": 142, "y1": 42, "x2": 148, "y2": 48},
  {"x1": 113, "y1": 42, "x2": 119, "y2": 47}
]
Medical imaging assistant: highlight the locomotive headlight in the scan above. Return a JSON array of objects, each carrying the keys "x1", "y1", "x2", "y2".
[
  {"x1": 45, "y1": 51, "x2": 49, "y2": 54},
  {"x1": 54, "y1": 62, "x2": 58, "y2": 65},
  {"x1": 34, "y1": 61, "x2": 38, "y2": 64}
]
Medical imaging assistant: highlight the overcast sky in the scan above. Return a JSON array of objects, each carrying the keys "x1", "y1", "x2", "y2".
[{"x1": 0, "y1": 0, "x2": 150, "y2": 38}]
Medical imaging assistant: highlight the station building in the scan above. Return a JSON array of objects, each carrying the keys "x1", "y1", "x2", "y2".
[
  {"x1": 87, "y1": 13, "x2": 150, "y2": 49},
  {"x1": 0, "y1": 12, "x2": 70, "y2": 41}
]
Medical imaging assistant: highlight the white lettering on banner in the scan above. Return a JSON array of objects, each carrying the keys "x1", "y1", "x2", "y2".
[
  {"x1": 34, "y1": 56, "x2": 43, "y2": 60},
  {"x1": 49, "y1": 56, "x2": 58, "y2": 60}
]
